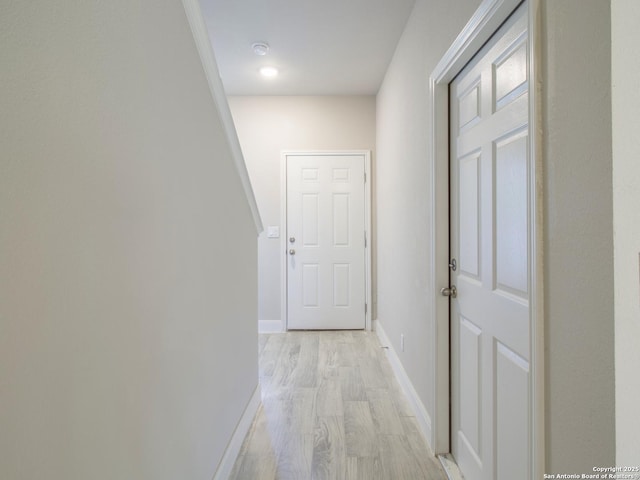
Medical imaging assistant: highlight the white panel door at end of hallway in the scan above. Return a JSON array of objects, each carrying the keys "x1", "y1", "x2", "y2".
[
  {"x1": 450, "y1": 3, "x2": 531, "y2": 480},
  {"x1": 286, "y1": 154, "x2": 366, "y2": 330}
]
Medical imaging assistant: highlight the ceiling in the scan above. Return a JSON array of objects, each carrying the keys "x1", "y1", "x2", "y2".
[{"x1": 199, "y1": 0, "x2": 417, "y2": 96}]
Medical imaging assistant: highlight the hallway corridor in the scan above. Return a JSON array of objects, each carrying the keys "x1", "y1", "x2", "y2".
[{"x1": 229, "y1": 331, "x2": 447, "y2": 480}]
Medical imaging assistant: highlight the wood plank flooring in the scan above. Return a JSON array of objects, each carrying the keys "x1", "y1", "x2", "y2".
[{"x1": 229, "y1": 331, "x2": 448, "y2": 480}]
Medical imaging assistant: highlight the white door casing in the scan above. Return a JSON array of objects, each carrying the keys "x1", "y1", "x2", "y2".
[
  {"x1": 283, "y1": 152, "x2": 371, "y2": 330},
  {"x1": 449, "y1": 3, "x2": 532, "y2": 480}
]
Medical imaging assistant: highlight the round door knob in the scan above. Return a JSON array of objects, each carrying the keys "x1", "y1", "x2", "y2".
[
  {"x1": 289, "y1": 237, "x2": 296, "y2": 243},
  {"x1": 289, "y1": 249, "x2": 296, "y2": 255},
  {"x1": 440, "y1": 286, "x2": 457, "y2": 298}
]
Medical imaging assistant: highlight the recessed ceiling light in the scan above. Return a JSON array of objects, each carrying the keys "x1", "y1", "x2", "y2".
[
  {"x1": 259, "y1": 67, "x2": 279, "y2": 78},
  {"x1": 252, "y1": 42, "x2": 270, "y2": 56}
]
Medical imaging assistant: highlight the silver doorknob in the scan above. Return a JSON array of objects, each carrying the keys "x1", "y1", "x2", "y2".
[
  {"x1": 289, "y1": 249, "x2": 296, "y2": 255},
  {"x1": 440, "y1": 286, "x2": 457, "y2": 298},
  {"x1": 289, "y1": 237, "x2": 296, "y2": 243}
]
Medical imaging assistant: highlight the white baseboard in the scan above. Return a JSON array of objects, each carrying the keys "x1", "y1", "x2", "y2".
[
  {"x1": 212, "y1": 384, "x2": 261, "y2": 480},
  {"x1": 258, "y1": 320, "x2": 283, "y2": 333},
  {"x1": 438, "y1": 453, "x2": 465, "y2": 480},
  {"x1": 375, "y1": 320, "x2": 433, "y2": 448}
]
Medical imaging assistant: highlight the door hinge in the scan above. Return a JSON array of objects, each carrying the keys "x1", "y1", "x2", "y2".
[
  {"x1": 364, "y1": 231, "x2": 367, "y2": 248},
  {"x1": 364, "y1": 172, "x2": 367, "y2": 183},
  {"x1": 365, "y1": 303, "x2": 368, "y2": 314}
]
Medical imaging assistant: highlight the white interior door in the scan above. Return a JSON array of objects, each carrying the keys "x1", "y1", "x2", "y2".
[
  {"x1": 286, "y1": 153, "x2": 366, "y2": 330},
  {"x1": 449, "y1": 3, "x2": 531, "y2": 480}
]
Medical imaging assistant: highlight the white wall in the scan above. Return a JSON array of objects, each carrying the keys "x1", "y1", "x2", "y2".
[
  {"x1": 376, "y1": 0, "x2": 481, "y2": 423},
  {"x1": 228, "y1": 96, "x2": 376, "y2": 327},
  {"x1": 377, "y1": 0, "x2": 615, "y2": 472},
  {"x1": 542, "y1": 0, "x2": 615, "y2": 471},
  {"x1": 0, "y1": 1, "x2": 258, "y2": 479},
  {"x1": 612, "y1": 0, "x2": 640, "y2": 465}
]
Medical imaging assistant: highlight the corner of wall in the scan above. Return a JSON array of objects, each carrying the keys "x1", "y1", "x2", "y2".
[
  {"x1": 212, "y1": 385, "x2": 262, "y2": 480},
  {"x1": 542, "y1": 0, "x2": 615, "y2": 471}
]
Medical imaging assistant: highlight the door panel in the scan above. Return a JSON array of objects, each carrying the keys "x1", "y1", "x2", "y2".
[
  {"x1": 302, "y1": 194, "x2": 319, "y2": 245},
  {"x1": 495, "y1": 131, "x2": 529, "y2": 296},
  {"x1": 459, "y1": 316, "x2": 482, "y2": 454},
  {"x1": 333, "y1": 193, "x2": 350, "y2": 245},
  {"x1": 302, "y1": 264, "x2": 319, "y2": 307},
  {"x1": 496, "y1": 342, "x2": 530, "y2": 479},
  {"x1": 450, "y1": 3, "x2": 530, "y2": 480},
  {"x1": 287, "y1": 154, "x2": 366, "y2": 330},
  {"x1": 458, "y1": 151, "x2": 481, "y2": 279}
]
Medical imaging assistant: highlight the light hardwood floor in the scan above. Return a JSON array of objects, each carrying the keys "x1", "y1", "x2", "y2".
[{"x1": 229, "y1": 331, "x2": 448, "y2": 480}]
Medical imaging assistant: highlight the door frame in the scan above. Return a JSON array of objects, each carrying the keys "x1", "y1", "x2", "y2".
[
  {"x1": 280, "y1": 150, "x2": 373, "y2": 331},
  {"x1": 429, "y1": 0, "x2": 543, "y2": 477}
]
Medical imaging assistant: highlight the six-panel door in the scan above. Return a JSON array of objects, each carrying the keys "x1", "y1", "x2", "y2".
[
  {"x1": 286, "y1": 154, "x2": 366, "y2": 330},
  {"x1": 450, "y1": 3, "x2": 531, "y2": 479}
]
